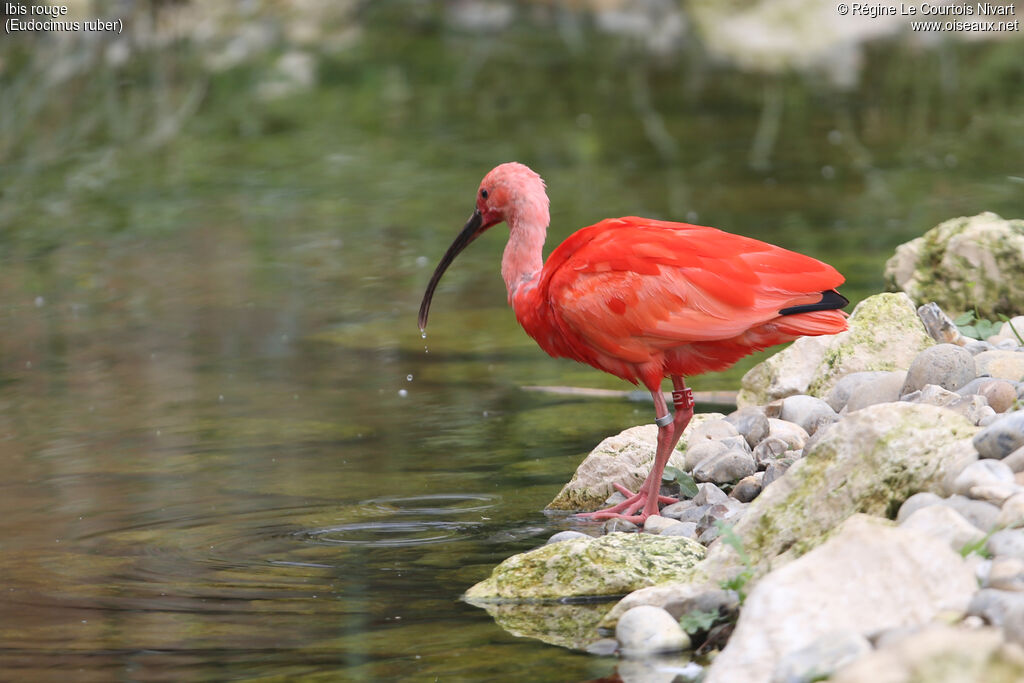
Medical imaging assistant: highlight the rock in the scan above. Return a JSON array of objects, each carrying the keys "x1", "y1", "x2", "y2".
[
  {"x1": 738, "y1": 293, "x2": 935, "y2": 405},
  {"x1": 939, "y1": 495, "x2": 1001, "y2": 532},
  {"x1": 687, "y1": 417, "x2": 740, "y2": 443},
  {"x1": 603, "y1": 518, "x2": 639, "y2": 534},
  {"x1": 997, "y1": 316, "x2": 1024, "y2": 343},
  {"x1": 968, "y1": 588, "x2": 1024, "y2": 626},
  {"x1": 986, "y1": 557, "x2": 1024, "y2": 592},
  {"x1": 884, "y1": 212, "x2": 1024, "y2": 319},
  {"x1": 771, "y1": 630, "x2": 871, "y2": 683},
  {"x1": 644, "y1": 515, "x2": 682, "y2": 534},
  {"x1": 844, "y1": 371, "x2": 908, "y2": 413},
  {"x1": 767, "y1": 418, "x2": 809, "y2": 451},
  {"x1": 753, "y1": 436, "x2": 791, "y2": 468},
  {"x1": 901, "y1": 383, "x2": 960, "y2": 407},
  {"x1": 661, "y1": 521, "x2": 698, "y2": 539},
  {"x1": 1005, "y1": 446, "x2": 1024, "y2": 473},
  {"x1": 659, "y1": 500, "x2": 695, "y2": 519},
  {"x1": 615, "y1": 605, "x2": 691, "y2": 655},
  {"x1": 762, "y1": 459, "x2": 792, "y2": 487},
  {"x1": 696, "y1": 501, "x2": 746, "y2": 536},
  {"x1": 693, "y1": 449, "x2": 757, "y2": 485},
  {"x1": 972, "y1": 379, "x2": 1019, "y2": 413},
  {"x1": 683, "y1": 439, "x2": 730, "y2": 471},
  {"x1": 703, "y1": 515, "x2": 977, "y2": 683},
  {"x1": 693, "y1": 482, "x2": 730, "y2": 506},
  {"x1": 779, "y1": 395, "x2": 838, "y2": 436},
  {"x1": 974, "y1": 411, "x2": 1024, "y2": 460},
  {"x1": 953, "y1": 459, "x2": 1016, "y2": 498},
  {"x1": 899, "y1": 504, "x2": 985, "y2": 554},
  {"x1": 464, "y1": 532, "x2": 705, "y2": 602},
  {"x1": 700, "y1": 403, "x2": 978, "y2": 576},
  {"x1": 964, "y1": 339, "x2": 996, "y2": 354},
  {"x1": 732, "y1": 474, "x2": 764, "y2": 503},
  {"x1": 975, "y1": 350, "x2": 1024, "y2": 382},
  {"x1": 825, "y1": 371, "x2": 892, "y2": 412},
  {"x1": 988, "y1": 529, "x2": 1024, "y2": 561},
  {"x1": 599, "y1": 580, "x2": 733, "y2": 629},
  {"x1": 896, "y1": 491, "x2": 943, "y2": 523},
  {"x1": 546, "y1": 530, "x2": 591, "y2": 544},
  {"x1": 725, "y1": 407, "x2": 770, "y2": 448},
  {"x1": 998, "y1": 493, "x2": 1024, "y2": 529},
  {"x1": 547, "y1": 416, "x2": 723, "y2": 511},
  {"x1": 672, "y1": 504, "x2": 711, "y2": 525},
  {"x1": 830, "y1": 624, "x2": 1024, "y2": 683},
  {"x1": 917, "y1": 301, "x2": 968, "y2": 345},
  {"x1": 901, "y1": 343, "x2": 977, "y2": 395}
]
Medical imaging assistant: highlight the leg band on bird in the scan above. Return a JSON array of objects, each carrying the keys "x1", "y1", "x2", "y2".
[
  {"x1": 672, "y1": 388, "x2": 694, "y2": 411},
  {"x1": 654, "y1": 413, "x2": 673, "y2": 428}
]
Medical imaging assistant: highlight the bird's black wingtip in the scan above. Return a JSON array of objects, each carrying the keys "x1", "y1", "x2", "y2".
[{"x1": 778, "y1": 289, "x2": 849, "y2": 316}]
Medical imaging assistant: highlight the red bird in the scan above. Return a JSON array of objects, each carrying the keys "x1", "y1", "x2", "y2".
[{"x1": 419, "y1": 163, "x2": 848, "y2": 523}]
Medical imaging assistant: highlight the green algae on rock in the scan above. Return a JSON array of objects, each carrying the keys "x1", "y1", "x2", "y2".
[
  {"x1": 885, "y1": 212, "x2": 1024, "y2": 320},
  {"x1": 464, "y1": 532, "x2": 706, "y2": 602},
  {"x1": 738, "y1": 293, "x2": 934, "y2": 406}
]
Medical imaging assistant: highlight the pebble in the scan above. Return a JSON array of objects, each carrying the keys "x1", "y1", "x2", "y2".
[
  {"x1": 901, "y1": 343, "x2": 977, "y2": 394},
  {"x1": 673, "y1": 504, "x2": 711, "y2": 525},
  {"x1": 693, "y1": 482, "x2": 730, "y2": 506},
  {"x1": 997, "y1": 316, "x2": 1024, "y2": 342},
  {"x1": 724, "y1": 407, "x2": 770, "y2": 449},
  {"x1": 546, "y1": 530, "x2": 590, "y2": 544},
  {"x1": 659, "y1": 499, "x2": 695, "y2": 520},
  {"x1": 688, "y1": 418, "x2": 740, "y2": 443},
  {"x1": 644, "y1": 515, "x2": 682, "y2": 534},
  {"x1": 998, "y1": 493, "x2": 1024, "y2": 529},
  {"x1": 780, "y1": 395, "x2": 839, "y2": 437},
  {"x1": 718, "y1": 434, "x2": 753, "y2": 454},
  {"x1": 825, "y1": 371, "x2": 891, "y2": 412},
  {"x1": 696, "y1": 500, "x2": 745, "y2": 536},
  {"x1": 615, "y1": 605, "x2": 690, "y2": 655},
  {"x1": 986, "y1": 557, "x2": 1024, "y2": 592},
  {"x1": 987, "y1": 529, "x2": 1024, "y2": 561},
  {"x1": 683, "y1": 439, "x2": 730, "y2": 471},
  {"x1": 603, "y1": 518, "x2": 639, "y2": 534},
  {"x1": 753, "y1": 436, "x2": 790, "y2": 468},
  {"x1": 899, "y1": 504, "x2": 985, "y2": 553},
  {"x1": 940, "y1": 495, "x2": 1001, "y2": 532},
  {"x1": 692, "y1": 449, "x2": 757, "y2": 485},
  {"x1": 953, "y1": 459, "x2": 1016, "y2": 498},
  {"x1": 660, "y1": 521, "x2": 699, "y2": 539},
  {"x1": 844, "y1": 371, "x2": 907, "y2": 412},
  {"x1": 975, "y1": 350, "x2": 1024, "y2": 382},
  {"x1": 978, "y1": 379, "x2": 1018, "y2": 413},
  {"x1": 896, "y1": 492, "x2": 943, "y2": 523},
  {"x1": 973, "y1": 410, "x2": 1024, "y2": 459},
  {"x1": 901, "y1": 383, "x2": 960, "y2": 407},
  {"x1": 731, "y1": 473, "x2": 764, "y2": 502},
  {"x1": 964, "y1": 339, "x2": 996, "y2": 355},
  {"x1": 766, "y1": 418, "x2": 810, "y2": 451},
  {"x1": 772, "y1": 629, "x2": 872, "y2": 683},
  {"x1": 762, "y1": 459, "x2": 792, "y2": 487},
  {"x1": 968, "y1": 588, "x2": 1024, "y2": 627},
  {"x1": 1003, "y1": 446, "x2": 1024, "y2": 473}
]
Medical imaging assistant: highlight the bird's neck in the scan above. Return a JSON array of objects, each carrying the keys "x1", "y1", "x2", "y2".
[{"x1": 501, "y1": 214, "x2": 547, "y2": 303}]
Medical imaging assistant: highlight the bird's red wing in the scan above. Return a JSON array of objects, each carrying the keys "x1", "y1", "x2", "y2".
[{"x1": 543, "y1": 218, "x2": 845, "y2": 364}]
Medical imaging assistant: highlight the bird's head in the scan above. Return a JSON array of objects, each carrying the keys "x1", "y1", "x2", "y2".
[{"x1": 418, "y1": 163, "x2": 549, "y2": 331}]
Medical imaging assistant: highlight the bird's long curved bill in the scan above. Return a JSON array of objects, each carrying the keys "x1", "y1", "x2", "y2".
[{"x1": 418, "y1": 209, "x2": 484, "y2": 331}]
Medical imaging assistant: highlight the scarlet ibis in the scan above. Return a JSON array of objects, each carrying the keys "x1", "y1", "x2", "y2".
[{"x1": 419, "y1": 163, "x2": 848, "y2": 523}]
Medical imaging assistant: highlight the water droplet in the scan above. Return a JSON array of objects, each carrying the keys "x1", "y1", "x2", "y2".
[
  {"x1": 406, "y1": 374, "x2": 413, "y2": 382},
  {"x1": 416, "y1": 255, "x2": 428, "y2": 267},
  {"x1": 34, "y1": 296, "x2": 45, "y2": 307},
  {"x1": 398, "y1": 389, "x2": 408, "y2": 398},
  {"x1": 421, "y1": 331, "x2": 427, "y2": 339}
]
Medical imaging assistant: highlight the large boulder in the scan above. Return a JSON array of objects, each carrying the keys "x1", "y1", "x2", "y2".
[
  {"x1": 547, "y1": 415, "x2": 725, "y2": 512},
  {"x1": 705, "y1": 515, "x2": 978, "y2": 683},
  {"x1": 702, "y1": 402, "x2": 978, "y2": 577},
  {"x1": 885, "y1": 212, "x2": 1024, "y2": 319},
  {"x1": 463, "y1": 532, "x2": 705, "y2": 602},
  {"x1": 738, "y1": 293, "x2": 934, "y2": 406}
]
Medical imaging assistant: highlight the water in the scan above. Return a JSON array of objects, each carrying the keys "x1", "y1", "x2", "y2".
[{"x1": 1, "y1": 8, "x2": 1022, "y2": 680}]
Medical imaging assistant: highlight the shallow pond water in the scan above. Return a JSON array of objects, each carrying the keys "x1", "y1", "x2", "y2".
[{"x1": 1, "y1": 9, "x2": 1022, "y2": 680}]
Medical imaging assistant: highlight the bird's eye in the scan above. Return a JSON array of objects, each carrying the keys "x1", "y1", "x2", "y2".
[{"x1": 480, "y1": 189, "x2": 489, "y2": 199}]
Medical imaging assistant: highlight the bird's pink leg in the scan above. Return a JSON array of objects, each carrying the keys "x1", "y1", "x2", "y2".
[{"x1": 578, "y1": 377, "x2": 695, "y2": 524}]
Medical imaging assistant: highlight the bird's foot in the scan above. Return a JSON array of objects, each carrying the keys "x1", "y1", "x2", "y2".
[{"x1": 575, "y1": 483, "x2": 679, "y2": 524}]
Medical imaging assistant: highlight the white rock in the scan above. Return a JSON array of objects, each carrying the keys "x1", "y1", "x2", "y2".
[
  {"x1": 895, "y1": 492, "x2": 943, "y2": 523},
  {"x1": 779, "y1": 394, "x2": 838, "y2": 436},
  {"x1": 766, "y1": 418, "x2": 809, "y2": 451},
  {"x1": 825, "y1": 371, "x2": 892, "y2": 412},
  {"x1": 986, "y1": 556, "x2": 1024, "y2": 592},
  {"x1": 901, "y1": 343, "x2": 976, "y2": 395},
  {"x1": 704, "y1": 515, "x2": 977, "y2": 683},
  {"x1": 987, "y1": 529, "x2": 1024, "y2": 561},
  {"x1": 615, "y1": 605, "x2": 690, "y2": 655},
  {"x1": 771, "y1": 630, "x2": 871, "y2": 683},
  {"x1": 546, "y1": 530, "x2": 591, "y2": 545},
  {"x1": 844, "y1": 372, "x2": 907, "y2": 413},
  {"x1": 999, "y1": 493, "x2": 1024, "y2": 529},
  {"x1": 644, "y1": 515, "x2": 682, "y2": 534},
  {"x1": 899, "y1": 504, "x2": 985, "y2": 554},
  {"x1": 952, "y1": 459, "x2": 1015, "y2": 499}
]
